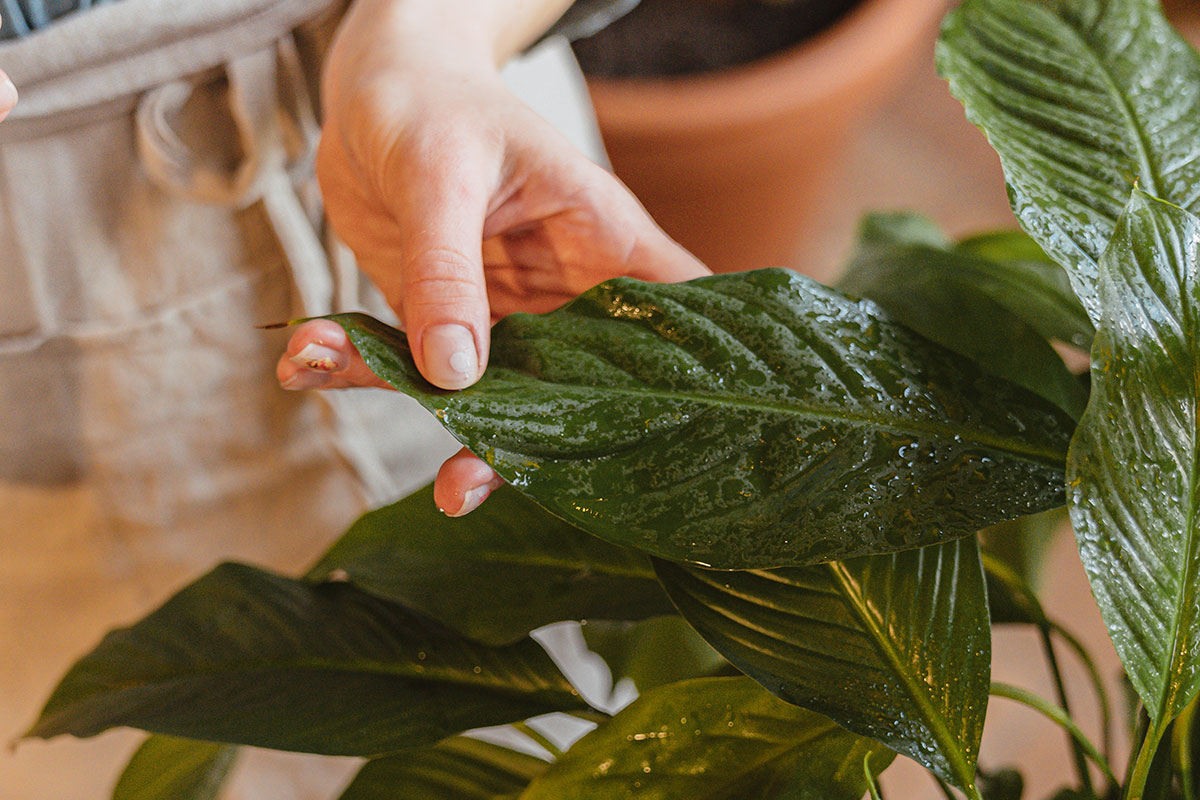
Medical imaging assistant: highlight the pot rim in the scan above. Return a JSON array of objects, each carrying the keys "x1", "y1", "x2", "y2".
[{"x1": 584, "y1": 0, "x2": 950, "y2": 134}]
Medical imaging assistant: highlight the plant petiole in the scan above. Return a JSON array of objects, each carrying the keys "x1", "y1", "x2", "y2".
[
  {"x1": 1124, "y1": 718, "x2": 1169, "y2": 800},
  {"x1": 990, "y1": 682, "x2": 1117, "y2": 786}
]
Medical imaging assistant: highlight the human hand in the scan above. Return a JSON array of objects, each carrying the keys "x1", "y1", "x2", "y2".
[
  {"x1": 277, "y1": 0, "x2": 708, "y2": 516},
  {"x1": 0, "y1": 14, "x2": 17, "y2": 121}
]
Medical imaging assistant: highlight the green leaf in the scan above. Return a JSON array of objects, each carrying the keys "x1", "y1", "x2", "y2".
[
  {"x1": 977, "y1": 767, "x2": 1024, "y2": 800},
  {"x1": 980, "y1": 506, "x2": 1065, "y2": 591},
  {"x1": 853, "y1": 215, "x2": 1092, "y2": 351},
  {"x1": 952, "y1": 231, "x2": 1094, "y2": 350},
  {"x1": 1068, "y1": 191, "x2": 1200, "y2": 727},
  {"x1": 306, "y1": 484, "x2": 675, "y2": 644},
  {"x1": 937, "y1": 0, "x2": 1200, "y2": 320},
  {"x1": 980, "y1": 507, "x2": 1067, "y2": 624},
  {"x1": 337, "y1": 736, "x2": 548, "y2": 800},
  {"x1": 518, "y1": 677, "x2": 894, "y2": 800},
  {"x1": 111, "y1": 736, "x2": 235, "y2": 800},
  {"x1": 27, "y1": 563, "x2": 584, "y2": 756},
  {"x1": 1047, "y1": 790, "x2": 1089, "y2": 800},
  {"x1": 654, "y1": 537, "x2": 990, "y2": 790},
  {"x1": 329, "y1": 269, "x2": 1073, "y2": 569},
  {"x1": 580, "y1": 616, "x2": 728, "y2": 693},
  {"x1": 956, "y1": 230, "x2": 1053, "y2": 265},
  {"x1": 856, "y1": 211, "x2": 954, "y2": 250},
  {"x1": 840, "y1": 227, "x2": 1088, "y2": 419}
]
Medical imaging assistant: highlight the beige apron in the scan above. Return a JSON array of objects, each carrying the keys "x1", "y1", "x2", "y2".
[{"x1": 0, "y1": 1, "x2": 465, "y2": 796}]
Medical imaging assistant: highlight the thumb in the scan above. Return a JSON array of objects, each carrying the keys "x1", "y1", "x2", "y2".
[
  {"x1": 394, "y1": 172, "x2": 492, "y2": 391},
  {"x1": 0, "y1": 68, "x2": 17, "y2": 123}
]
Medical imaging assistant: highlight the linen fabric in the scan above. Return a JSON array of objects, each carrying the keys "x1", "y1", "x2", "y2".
[{"x1": 0, "y1": 0, "x2": 602, "y2": 796}]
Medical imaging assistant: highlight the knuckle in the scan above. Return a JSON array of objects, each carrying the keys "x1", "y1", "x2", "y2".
[{"x1": 402, "y1": 250, "x2": 486, "y2": 313}]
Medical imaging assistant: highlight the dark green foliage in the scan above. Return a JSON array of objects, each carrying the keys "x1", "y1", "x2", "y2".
[
  {"x1": 655, "y1": 537, "x2": 990, "y2": 789},
  {"x1": 308, "y1": 484, "x2": 675, "y2": 644},
  {"x1": 28, "y1": 564, "x2": 584, "y2": 756},
  {"x1": 329, "y1": 269, "x2": 1073, "y2": 569},
  {"x1": 111, "y1": 736, "x2": 236, "y2": 800},
  {"x1": 337, "y1": 737, "x2": 548, "y2": 800},
  {"x1": 519, "y1": 678, "x2": 894, "y2": 800}
]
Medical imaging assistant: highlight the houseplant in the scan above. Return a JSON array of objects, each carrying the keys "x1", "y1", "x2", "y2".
[
  {"x1": 573, "y1": 0, "x2": 947, "y2": 274},
  {"x1": 21, "y1": 0, "x2": 1200, "y2": 798}
]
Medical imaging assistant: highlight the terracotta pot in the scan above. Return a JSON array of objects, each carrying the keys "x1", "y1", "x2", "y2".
[{"x1": 586, "y1": 0, "x2": 950, "y2": 276}]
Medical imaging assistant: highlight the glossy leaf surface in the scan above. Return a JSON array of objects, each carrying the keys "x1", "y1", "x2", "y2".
[
  {"x1": 28, "y1": 564, "x2": 583, "y2": 755},
  {"x1": 581, "y1": 616, "x2": 727, "y2": 693},
  {"x1": 307, "y1": 484, "x2": 674, "y2": 644},
  {"x1": 1068, "y1": 192, "x2": 1200, "y2": 725},
  {"x1": 655, "y1": 537, "x2": 990, "y2": 789},
  {"x1": 338, "y1": 737, "x2": 548, "y2": 800},
  {"x1": 330, "y1": 269, "x2": 1072, "y2": 569},
  {"x1": 937, "y1": 0, "x2": 1200, "y2": 320},
  {"x1": 841, "y1": 219, "x2": 1087, "y2": 418},
  {"x1": 111, "y1": 736, "x2": 235, "y2": 800},
  {"x1": 519, "y1": 677, "x2": 893, "y2": 800}
]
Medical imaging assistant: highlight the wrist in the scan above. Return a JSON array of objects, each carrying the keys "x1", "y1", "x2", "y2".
[{"x1": 357, "y1": 0, "x2": 572, "y2": 68}]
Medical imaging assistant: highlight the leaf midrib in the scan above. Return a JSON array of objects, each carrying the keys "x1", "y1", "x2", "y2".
[
  {"x1": 985, "y1": 2, "x2": 1162, "y2": 202},
  {"x1": 692, "y1": 722, "x2": 847, "y2": 799},
  {"x1": 1154, "y1": 225, "x2": 1200, "y2": 723},
  {"x1": 448, "y1": 380, "x2": 1068, "y2": 468},
  {"x1": 317, "y1": 552, "x2": 655, "y2": 581},
  {"x1": 38, "y1": 657, "x2": 580, "y2": 732},
  {"x1": 557, "y1": 718, "x2": 844, "y2": 799},
  {"x1": 826, "y1": 559, "x2": 975, "y2": 789}
]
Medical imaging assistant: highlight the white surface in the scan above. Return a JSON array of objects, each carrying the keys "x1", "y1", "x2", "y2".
[{"x1": 501, "y1": 35, "x2": 609, "y2": 167}]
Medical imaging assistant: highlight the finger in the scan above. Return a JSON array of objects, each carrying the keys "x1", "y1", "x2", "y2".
[
  {"x1": 393, "y1": 172, "x2": 493, "y2": 392},
  {"x1": 0, "y1": 68, "x2": 17, "y2": 123},
  {"x1": 367, "y1": 124, "x2": 497, "y2": 392},
  {"x1": 276, "y1": 319, "x2": 394, "y2": 391},
  {"x1": 434, "y1": 447, "x2": 505, "y2": 517},
  {"x1": 620, "y1": 199, "x2": 712, "y2": 283}
]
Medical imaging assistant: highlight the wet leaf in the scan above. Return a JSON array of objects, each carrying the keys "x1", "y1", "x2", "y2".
[
  {"x1": 27, "y1": 564, "x2": 583, "y2": 755},
  {"x1": 328, "y1": 269, "x2": 1073, "y2": 569},
  {"x1": 338, "y1": 736, "x2": 548, "y2": 800},
  {"x1": 307, "y1": 484, "x2": 674, "y2": 644},
  {"x1": 518, "y1": 677, "x2": 893, "y2": 799},
  {"x1": 580, "y1": 616, "x2": 728, "y2": 693},
  {"x1": 841, "y1": 219, "x2": 1088, "y2": 418},
  {"x1": 1068, "y1": 191, "x2": 1200, "y2": 726},
  {"x1": 938, "y1": 0, "x2": 1200, "y2": 320},
  {"x1": 655, "y1": 537, "x2": 990, "y2": 790}
]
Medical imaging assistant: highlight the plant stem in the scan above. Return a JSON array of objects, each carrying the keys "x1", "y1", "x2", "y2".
[
  {"x1": 513, "y1": 721, "x2": 564, "y2": 758},
  {"x1": 1125, "y1": 718, "x2": 1169, "y2": 800},
  {"x1": 864, "y1": 753, "x2": 885, "y2": 800},
  {"x1": 1039, "y1": 624, "x2": 1097, "y2": 797},
  {"x1": 1052, "y1": 622, "x2": 1115, "y2": 765},
  {"x1": 1173, "y1": 697, "x2": 1198, "y2": 800},
  {"x1": 990, "y1": 682, "x2": 1118, "y2": 785},
  {"x1": 935, "y1": 777, "x2": 959, "y2": 800}
]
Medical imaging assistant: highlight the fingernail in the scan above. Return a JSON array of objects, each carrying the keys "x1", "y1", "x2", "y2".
[
  {"x1": 0, "y1": 74, "x2": 17, "y2": 112},
  {"x1": 289, "y1": 343, "x2": 343, "y2": 372},
  {"x1": 422, "y1": 324, "x2": 479, "y2": 390},
  {"x1": 281, "y1": 370, "x2": 331, "y2": 391},
  {"x1": 445, "y1": 481, "x2": 495, "y2": 518}
]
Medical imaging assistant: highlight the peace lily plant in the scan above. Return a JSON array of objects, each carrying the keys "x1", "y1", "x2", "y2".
[{"x1": 23, "y1": 0, "x2": 1200, "y2": 798}]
